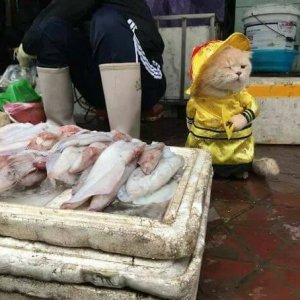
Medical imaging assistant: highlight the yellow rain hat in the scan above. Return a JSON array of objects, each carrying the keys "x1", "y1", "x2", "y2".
[{"x1": 187, "y1": 32, "x2": 251, "y2": 95}]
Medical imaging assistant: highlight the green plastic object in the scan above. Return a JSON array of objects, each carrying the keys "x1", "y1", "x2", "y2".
[{"x1": 0, "y1": 79, "x2": 41, "y2": 111}]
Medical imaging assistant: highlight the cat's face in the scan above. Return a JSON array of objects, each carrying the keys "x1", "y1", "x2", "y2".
[{"x1": 196, "y1": 46, "x2": 252, "y2": 97}]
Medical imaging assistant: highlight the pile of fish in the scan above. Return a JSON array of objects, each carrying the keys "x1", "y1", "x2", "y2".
[{"x1": 0, "y1": 123, "x2": 184, "y2": 211}]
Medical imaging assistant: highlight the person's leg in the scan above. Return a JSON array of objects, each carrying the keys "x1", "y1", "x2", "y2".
[
  {"x1": 90, "y1": 7, "x2": 141, "y2": 136},
  {"x1": 37, "y1": 17, "x2": 105, "y2": 109},
  {"x1": 140, "y1": 66, "x2": 166, "y2": 121},
  {"x1": 90, "y1": 6, "x2": 166, "y2": 112}
]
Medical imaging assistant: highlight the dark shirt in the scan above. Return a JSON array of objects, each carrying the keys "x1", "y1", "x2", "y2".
[{"x1": 22, "y1": 0, "x2": 164, "y2": 58}]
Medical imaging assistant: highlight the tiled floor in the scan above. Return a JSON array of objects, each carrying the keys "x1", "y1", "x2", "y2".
[
  {"x1": 79, "y1": 116, "x2": 300, "y2": 300},
  {"x1": 198, "y1": 145, "x2": 300, "y2": 300}
]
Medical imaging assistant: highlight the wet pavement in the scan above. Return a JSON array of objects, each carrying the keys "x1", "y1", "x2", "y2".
[
  {"x1": 78, "y1": 115, "x2": 300, "y2": 300},
  {"x1": 198, "y1": 144, "x2": 300, "y2": 300}
]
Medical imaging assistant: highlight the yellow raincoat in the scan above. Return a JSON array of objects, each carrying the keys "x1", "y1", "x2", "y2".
[{"x1": 185, "y1": 33, "x2": 259, "y2": 167}]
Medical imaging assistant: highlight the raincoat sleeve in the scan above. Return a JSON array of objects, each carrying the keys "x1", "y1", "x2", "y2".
[
  {"x1": 186, "y1": 97, "x2": 196, "y2": 130},
  {"x1": 239, "y1": 89, "x2": 259, "y2": 124}
]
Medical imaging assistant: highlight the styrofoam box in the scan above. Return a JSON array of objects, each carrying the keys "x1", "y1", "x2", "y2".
[
  {"x1": 0, "y1": 147, "x2": 213, "y2": 260},
  {"x1": 0, "y1": 187, "x2": 210, "y2": 300}
]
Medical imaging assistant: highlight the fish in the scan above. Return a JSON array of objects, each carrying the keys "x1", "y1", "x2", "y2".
[
  {"x1": 0, "y1": 122, "x2": 33, "y2": 139},
  {"x1": 0, "y1": 122, "x2": 48, "y2": 144},
  {"x1": 138, "y1": 142, "x2": 165, "y2": 174},
  {"x1": 57, "y1": 125, "x2": 84, "y2": 137},
  {"x1": 0, "y1": 155, "x2": 14, "y2": 192},
  {"x1": 0, "y1": 123, "x2": 49, "y2": 155},
  {"x1": 50, "y1": 132, "x2": 111, "y2": 153},
  {"x1": 0, "y1": 151, "x2": 43, "y2": 192},
  {"x1": 72, "y1": 166, "x2": 93, "y2": 196},
  {"x1": 118, "y1": 179, "x2": 178, "y2": 206},
  {"x1": 125, "y1": 148, "x2": 184, "y2": 198},
  {"x1": 27, "y1": 131, "x2": 60, "y2": 151},
  {"x1": 46, "y1": 146, "x2": 83, "y2": 185},
  {"x1": 69, "y1": 142, "x2": 107, "y2": 174},
  {"x1": 88, "y1": 161, "x2": 136, "y2": 211},
  {"x1": 0, "y1": 141, "x2": 32, "y2": 156},
  {"x1": 16, "y1": 170, "x2": 47, "y2": 188},
  {"x1": 61, "y1": 140, "x2": 145, "y2": 210}
]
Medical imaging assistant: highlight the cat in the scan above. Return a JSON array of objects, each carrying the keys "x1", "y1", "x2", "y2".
[
  {"x1": 195, "y1": 46, "x2": 252, "y2": 98},
  {"x1": 186, "y1": 44, "x2": 279, "y2": 179}
]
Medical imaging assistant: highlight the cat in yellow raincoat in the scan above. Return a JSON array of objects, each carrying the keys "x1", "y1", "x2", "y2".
[{"x1": 185, "y1": 33, "x2": 279, "y2": 178}]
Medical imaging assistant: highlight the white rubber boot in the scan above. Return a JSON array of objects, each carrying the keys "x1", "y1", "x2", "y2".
[
  {"x1": 37, "y1": 66, "x2": 75, "y2": 126},
  {"x1": 99, "y1": 63, "x2": 141, "y2": 138}
]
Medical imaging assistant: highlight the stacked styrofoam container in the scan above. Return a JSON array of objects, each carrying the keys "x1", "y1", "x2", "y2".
[{"x1": 0, "y1": 147, "x2": 213, "y2": 299}]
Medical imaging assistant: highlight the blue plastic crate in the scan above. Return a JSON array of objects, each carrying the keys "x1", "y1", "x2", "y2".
[{"x1": 252, "y1": 49, "x2": 298, "y2": 73}]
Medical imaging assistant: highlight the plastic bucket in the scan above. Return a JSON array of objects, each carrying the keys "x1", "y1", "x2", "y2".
[
  {"x1": 243, "y1": 4, "x2": 300, "y2": 50},
  {"x1": 252, "y1": 49, "x2": 298, "y2": 73}
]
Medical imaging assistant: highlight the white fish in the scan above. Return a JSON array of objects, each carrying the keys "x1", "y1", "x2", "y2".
[
  {"x1": 47, "y1": 146, "x2": 83, "y2": 185},
  {"x1": 88, "y1": 161, "x2": 137, "y2": 211},
  {"x1": 0, "y1": 151, "x2": 41, "y2": 192},
  {"x1": 0, "y1": 122, "x2": 48, "y2": 144},
  {"x1": 50, "y1": 132, "x2": 111, "y2": 153},
  {"x1": 51, "y1": 130, "x2": 130, "y2": 153},
  {"x1": 61, "y1": 140, "x2": 145, "y2": 210},
  {"x1": 16, "y1": 170, "x2": 47, "y2": 188},
  {"x1": 0, "y1": 141, "x2": 31, "y2": 156},
  {"x1": 0, "y1": 123, "x2": 49, "y2": 155},
  {"x1": 27, "y1": 131, "x2": 60, "y2": 151},
  {"x1": 118, "y1": 179, "x2": 178, "y2": 206},
  {"x1": 69, "y1": 142, "x2": 107, "y2": 174},
  {"x1": 125, "y1": 148, "x2": 184, "y2": 198},
  {"x1": 0, "y1": 156, "x2": 15, "y2": 192},
  {"x1": 0, "y1": 122, "x2": 33, "y2": 139},
  {"x1": 56, "y1": 124, "x2": 85, "y2": 137},
  {"x1": 138, "y1": 142, "x2": 165, "y2": 174},
  {"x1": 72, "y1": 166, "x2": 93, "y2": 196}
]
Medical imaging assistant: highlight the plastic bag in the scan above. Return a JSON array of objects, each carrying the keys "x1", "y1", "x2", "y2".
[
  {"x1": 0, "y1": 64, "x2": 37, "y2": 89},
  {"x1": 0, "y1": 79, "x2": 41, "y2": 111}
]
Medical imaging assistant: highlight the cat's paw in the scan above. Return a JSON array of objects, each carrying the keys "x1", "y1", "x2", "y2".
[{"x1": 230, "y1": 114, "x2": 248, "y2": 131}]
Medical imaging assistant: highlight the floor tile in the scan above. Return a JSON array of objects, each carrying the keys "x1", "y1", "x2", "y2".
[
  {"x1": 231, "y1": 206, "x2": 276, "y2": 227},
  {"x1": 272, "y1": 244, "x2": 300, "y2": 270},
  {"x1": 205, "y1": 227, "x2": 252, "y2": 261},
  {"x1": 235, "y1": 269, "x2": 298, "y2": 300},
  {"x1": 232, "y1": 226, "x2": 282, "y2": 260},
  {"x1": 271, "y1": 193, "x2": 300, "y2": 207},
  {"x1": 282, "y1": 270, "x2": 300, "y2": 293},
  {"x1": 213, "y1": 201, "x2": 252, "y2": 222},
  {"x1": 199, "y1": 257, "x2": 256, "y2": 295}
]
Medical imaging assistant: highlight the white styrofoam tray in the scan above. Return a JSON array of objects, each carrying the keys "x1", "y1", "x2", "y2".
[
  {"x1": 0, "y1": 147, "x2": 212, "y2": 259},
  {"x1": 0, "y1": 178, "x2": 210, "y2": 300}
]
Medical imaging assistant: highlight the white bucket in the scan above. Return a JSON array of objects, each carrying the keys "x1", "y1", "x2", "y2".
[{"x1": 243, "y1": 4, "x2": 300, "y2": 50}]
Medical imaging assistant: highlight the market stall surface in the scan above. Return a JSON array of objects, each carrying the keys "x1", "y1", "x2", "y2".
[{"x1": 78, "y1": 116, "x2": 300, "y2": 299}]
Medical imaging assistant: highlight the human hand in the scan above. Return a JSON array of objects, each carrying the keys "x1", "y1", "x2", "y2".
[
  {"x1": 15, "y1": 44, "x2": 36, "y2": 68},
  {"x1": 230, "y1": 114, "x2": 248, "y2": 131}
]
